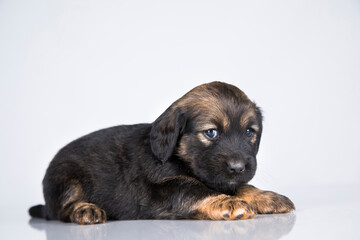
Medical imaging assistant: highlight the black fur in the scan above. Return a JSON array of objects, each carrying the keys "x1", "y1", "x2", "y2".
[
  {"x1": 29, "y1": 82, "x2": 294, "y2": 223},
  {"x1": 29, "y1": 205, "x2": 45, "y2": 219}
]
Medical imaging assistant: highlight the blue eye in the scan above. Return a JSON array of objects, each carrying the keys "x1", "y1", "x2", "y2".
[
  {"x1": 246, "y1": 128, "x2": 255, "y2": 138},
  {"x1": 204, "y1": 129, "x2": 218, "y2": 139}
]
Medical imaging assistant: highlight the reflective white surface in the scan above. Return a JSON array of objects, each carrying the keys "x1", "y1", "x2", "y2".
[
  {"x1": 28, "y1": 214, "x2": 296, "y2": 240},
  {"x1": 1, "y1": 185, "x2": 359, "y2": 240}
]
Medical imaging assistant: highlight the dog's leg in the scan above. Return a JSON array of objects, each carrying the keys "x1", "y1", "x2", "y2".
[
  {"x1": 236, "y1": 185, "x2": 295, "y2": 214},
  {"x1": 57, "y1": 182, "x2": 107, "y2": 224},
  {"x1": 150, "y1": 176, "x2": 255, "y2": 220}
]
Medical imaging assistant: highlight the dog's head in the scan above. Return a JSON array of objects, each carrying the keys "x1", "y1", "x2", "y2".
[{"x1": 150, "y1": 82, "x2": 263, "y2": 193}]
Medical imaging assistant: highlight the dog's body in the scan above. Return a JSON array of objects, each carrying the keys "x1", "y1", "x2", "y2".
[{"x1": 29, "y1": 82, "x2": 294, "y2": 224}]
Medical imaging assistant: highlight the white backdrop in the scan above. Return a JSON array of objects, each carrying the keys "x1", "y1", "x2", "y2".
[{"x1": 0, "y1": 0, "x2": 359, "y2": 209}]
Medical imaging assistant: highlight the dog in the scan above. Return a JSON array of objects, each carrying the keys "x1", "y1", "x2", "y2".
[{"x1": 29, "y1": 81, "x2": 295, "y2": 224}]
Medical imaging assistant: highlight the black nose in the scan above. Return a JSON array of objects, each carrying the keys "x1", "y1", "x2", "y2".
[{"x1": 227, "y1": 160, "x2": 246, "y2": 174}]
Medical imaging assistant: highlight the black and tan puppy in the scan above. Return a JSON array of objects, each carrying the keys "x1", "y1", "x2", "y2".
[{"x1": 29, "y1": 82, "x2": 295, "y2": 224}]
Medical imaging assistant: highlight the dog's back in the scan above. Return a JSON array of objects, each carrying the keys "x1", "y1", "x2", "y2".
[{"x1": 36, "y1": 124, "x2": 155, "y2": 220}]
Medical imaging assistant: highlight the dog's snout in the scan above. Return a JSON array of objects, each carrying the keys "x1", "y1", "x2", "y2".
[{"x1": 227, "y1": 160, "x2": 246, "y2": 174}]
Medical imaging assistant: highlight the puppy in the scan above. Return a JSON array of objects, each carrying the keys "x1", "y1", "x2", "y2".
[{"x1": 29, "y1": 82, "x2": 295, "y2": 224}]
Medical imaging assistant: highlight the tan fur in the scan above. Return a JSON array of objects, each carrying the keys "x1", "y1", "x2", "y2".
[
  {"x1": 240, "y1": 109, "x2": 256, "y2": 128},
  {"x1": 197, "y1": 132, "x2": 212, "y2": 146},
  {"x1": 250, "y1": 124, "x2": 259, "y2": 132},
  {"x1": 191, "y1": 194, "x2": 255, "y2": 220},
  {"x1": 250, "y1": 134, "x2": 257, "y2": 144},
  {"x1": 236, "y1": 185, "x2": 295, "y2": 214},
  {"x1": 197, "y1": 123, "x2": 218, "y2": 131},
  {"x1": 61, "y1": 181, "x2": 83, "y2": 208},
  {"x1": 177, "y1": 135, "x2": 190, "y2": 157},
  {"x1": 70, "y1": 202, "x2": 107, "y2": 225},
  {"x1": 174, "y1": 84, "x2": 243, "y2": 132}
]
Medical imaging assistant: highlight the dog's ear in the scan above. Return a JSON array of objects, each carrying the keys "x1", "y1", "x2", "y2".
[
  {"x1": 150, "y1": 106, "x2": 186, "y2": 163},
  {"x1": 254, "y1": 106, "x2": 263, "y2": 154}
]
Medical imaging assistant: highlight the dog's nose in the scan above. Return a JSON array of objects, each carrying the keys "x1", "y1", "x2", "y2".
[{"x1": 227, "y1": 160, "x2": 246, "y2": 174}]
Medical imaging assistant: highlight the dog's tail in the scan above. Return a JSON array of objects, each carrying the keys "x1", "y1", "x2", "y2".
[{"x1": 29, "y1": 204, "x2": 46, "y2": 219}]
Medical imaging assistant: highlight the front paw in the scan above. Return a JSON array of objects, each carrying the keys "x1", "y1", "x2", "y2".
[
  {"x1": 255, "y1": 191, "x2": 295, "y2": 214},
  {"x1": 193, "y1": 194, "x2": 255, "y2": 220},
  {"x1": 236, "y1": 185, "x2": 295, "y2": 214}
]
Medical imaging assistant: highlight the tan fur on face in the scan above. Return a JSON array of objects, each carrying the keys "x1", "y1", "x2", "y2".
[
  {"x1": 174, "y1": 82, "x2": 262, "y2": 167},
  {"x1": 178, "y1": 135, "x2": 189, "y2": 157},
  {"x1": 240, "y1": 109, "x2": 259, "y2": 144},
  {"x1": 197, "y1": 123, "x2": 217, "y2": 131},
  {"x1": 197, "y1": 132, "x2": 212, "y2": 146},
  {"x1": 195, "y1": 123, "x2": 217, "y2": 147},
  {"x1": 240, "y1": 109, "x2": 256, "y2": 128},
  {"x1": 250, "y1": 134, "x2": 257, "y2": 144},
  {"x1": 173, "y1": 83, "x2": 257, "y2": 135},
  {"x1": 250, "y1": 124, "x2": 259, "y2": 132},
  {"x1": 174, "y1": 83, "x2": 248, "y2": 132}
]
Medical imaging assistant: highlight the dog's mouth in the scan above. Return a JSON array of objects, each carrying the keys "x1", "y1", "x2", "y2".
[
  {"x1": 227, "y1": 174, "x2": 253, "y2": 186},
  {"x1": 201, "y1": 173, "x2": 255, "y2": 194},
  {"x1": 188, "y1": 158, "x2": 257, "y2": 194},
  {"x1": 205, "y1": 180, "x2": 244, "y2": 194},
  {"x1": 228, "y1": 180, "x2": 240, "y2": 185}
]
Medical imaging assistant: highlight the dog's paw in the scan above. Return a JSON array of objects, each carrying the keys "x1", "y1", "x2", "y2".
[
  {"x1": 70, "y1": 202, "x2": 107, "y2": 225},
  {"x1": 255, "y1": 191, "x2": 295, "y2": 214},
  {"x1": 236, "y1": 185, "x2": 295, "y2": 214},
  {"x1": 194, "y1": 195, "x2": 255, "y2": 220}
]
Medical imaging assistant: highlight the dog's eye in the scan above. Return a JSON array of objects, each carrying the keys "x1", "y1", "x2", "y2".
[
  {"x1": 246, "y1": 128, "x2": 255, "y2": 138},
  {"x1": 204, "y1": 129, "x2": 218, "y2": 139}
]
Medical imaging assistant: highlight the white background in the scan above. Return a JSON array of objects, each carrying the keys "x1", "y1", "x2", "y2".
[{"x1": 1, "y1": 0, "x2": 359, "y2": 218}]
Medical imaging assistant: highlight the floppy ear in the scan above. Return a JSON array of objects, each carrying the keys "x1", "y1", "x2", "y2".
[{"x1": 150, "y1": 106, "x2": 186, "y2": 163}]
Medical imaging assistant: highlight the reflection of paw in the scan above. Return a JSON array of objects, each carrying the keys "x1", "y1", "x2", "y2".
[
  {"x1": 255, "y1": 191, "x2": 295, "y2": 214},
  {"x1": 70, "y1": 202, "x2": 107, "y2": 225},
  {"x1": 194, "y1": 195, "x2": 255, "y2": 220}
]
